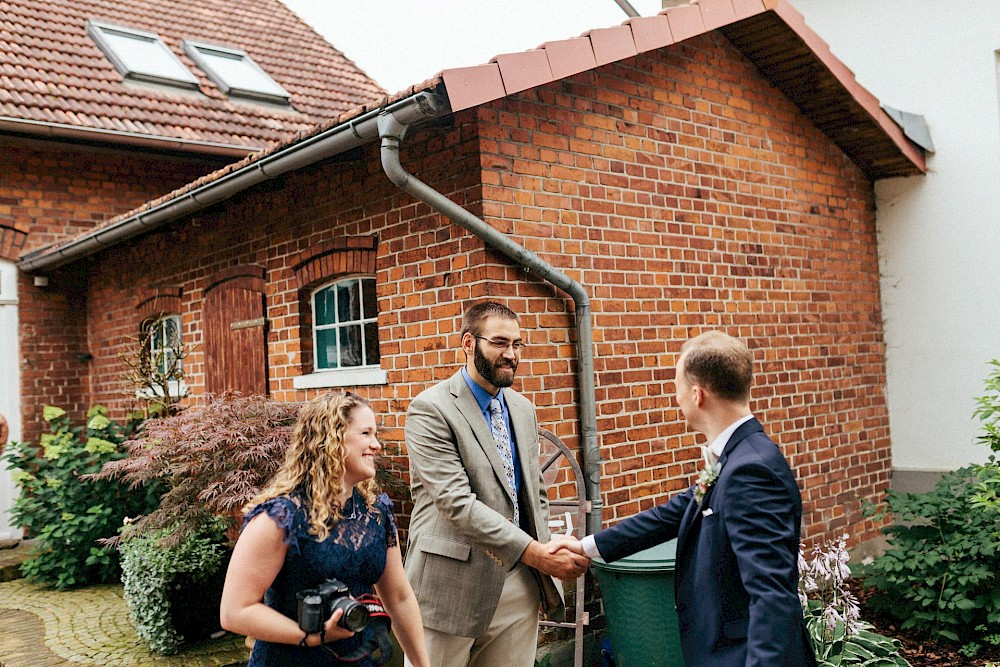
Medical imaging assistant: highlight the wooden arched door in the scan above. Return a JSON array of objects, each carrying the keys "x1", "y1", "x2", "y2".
[{"x1": 203, "y1": 266, "x2": 268, "y2": 396}]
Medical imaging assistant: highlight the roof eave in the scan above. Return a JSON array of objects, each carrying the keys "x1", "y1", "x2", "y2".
[{"x1": 0, "y1": 117, "x2": 261, "y2": 158}]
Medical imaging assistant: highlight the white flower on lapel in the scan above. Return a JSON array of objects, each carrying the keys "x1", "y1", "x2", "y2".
[{"x1": 693, "y1": 446, "x2": 721, "y2": 506}]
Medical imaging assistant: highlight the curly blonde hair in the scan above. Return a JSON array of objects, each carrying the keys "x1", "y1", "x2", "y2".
[{"x1": 250, "y1": 392, "x2": 380, "y2": 541}]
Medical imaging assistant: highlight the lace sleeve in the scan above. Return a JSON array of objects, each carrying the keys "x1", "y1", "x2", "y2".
[
  {"x1": 375, "y1": 493, "x2": 398, "y2": 549},
  {"x1": 244, "y1": 496, "x2": 306, "y2": 556}
]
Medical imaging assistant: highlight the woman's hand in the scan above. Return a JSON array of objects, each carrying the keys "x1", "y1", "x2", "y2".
[{"x1": 319, "y1": 608, "x2": 358, "y2": 644}]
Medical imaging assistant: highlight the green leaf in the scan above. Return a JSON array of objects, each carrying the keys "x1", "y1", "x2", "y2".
[{"x1": 42, "y1": 405, "x2": 66, "y2": 422}]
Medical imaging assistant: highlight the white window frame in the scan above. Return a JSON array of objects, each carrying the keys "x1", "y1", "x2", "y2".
[
  {"x1": 182, "y1": 40, "x2": 290, "y2": 104},
  {"x1": 137, "y1": 314, "x2": 187, "y2": 398},
  {"x1": 87, "y1": 20, "x2": 199, "y2": 88},
  {"x1": 293, "y1": 277, "x2": 386, "y2": 389}
]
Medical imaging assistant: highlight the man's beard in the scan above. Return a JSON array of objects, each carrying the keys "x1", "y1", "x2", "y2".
[{"x1": 474, "y1": 341, "x2": 517, "y2": 388}]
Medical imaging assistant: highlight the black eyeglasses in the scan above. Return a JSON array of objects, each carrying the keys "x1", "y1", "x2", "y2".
[{"x1": 474, "y1": 335, "x2": 527, "y2": 351}]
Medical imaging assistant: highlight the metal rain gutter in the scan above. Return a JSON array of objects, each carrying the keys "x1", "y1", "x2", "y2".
[
  {"x1": 0, "y1": 116, "x2": 258, "y2": 157},
  {"x1": 377, "y1": 111, "x2": 604, "y2": 535},
  {"x1": 18, "y1": 91, "x2": 450, "y2": 273}
]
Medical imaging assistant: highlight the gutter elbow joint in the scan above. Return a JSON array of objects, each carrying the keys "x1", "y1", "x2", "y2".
[{"x1": 378, "y1": 113, "x2": 411, "y2": 188}]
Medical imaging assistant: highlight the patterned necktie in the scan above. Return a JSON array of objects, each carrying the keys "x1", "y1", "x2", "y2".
[{"x1": 489, "y1": 398, "x2": 519, "y2": 525}]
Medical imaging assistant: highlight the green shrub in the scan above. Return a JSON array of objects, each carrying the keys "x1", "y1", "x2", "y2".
[
  {"x1": 119, "y1": 521, "x2": 227, "y2": 655},
  {"x1": 799, "y1": 536, "x2": 911, "y2": 666},
  {"x1": 860, "y1": 360, "x2": 1000, "y2": 649},
  {"x1": 0, "y1": 405, "x2": 158, "y2": 589},
  {"x1": 861, "y1": 467, "x2": 1000, "y2": 646},
  {"x1": 972, "y1": 361, "x2": 1000, "y2": 513},
  {"x1": 974, "y1": 359, "x2": 1000, "y2": 453}
]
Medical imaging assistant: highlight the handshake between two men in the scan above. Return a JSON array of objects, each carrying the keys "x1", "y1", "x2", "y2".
[{"x1": 521, "y1": 535, "x2": 589, "y2": 580}]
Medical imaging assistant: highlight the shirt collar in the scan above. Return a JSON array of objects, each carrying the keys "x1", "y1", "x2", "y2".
[
  {"x1": 461, "y1": 366, "x2": 504, "y2": 413},
  {"x1": 709, "y1": 414, "x2": 755, "y2": 458}
]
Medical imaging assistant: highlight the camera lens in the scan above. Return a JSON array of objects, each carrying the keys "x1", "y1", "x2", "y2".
[{"x1": 333, "y1": 598, "x2": 369, "y2": 633}]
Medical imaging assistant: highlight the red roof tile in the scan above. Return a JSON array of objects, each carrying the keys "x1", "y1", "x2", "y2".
[
  {"x1": 586, "y1": 25, "x2": 638, "y2": 66},
  {"x1": 1, "y1": 0, "x2": 385, "y2": 152},
  {"x1": 666, "y1": 3, "x2": 708, "y2": 42},
  {"x1": 628, "y1": 15, "x2": 676, "y2": 53},
  {"x1": 540, "y1": 36, "x2": 598, "y2": 81},
  {"x1": 492, "y1": 50, "x2": 554, "y2": 96}
]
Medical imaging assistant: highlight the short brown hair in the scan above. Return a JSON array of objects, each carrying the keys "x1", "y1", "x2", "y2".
[
  {"x1": 460, "y1": 301, "x2": 518, "y2": 338},
  {"x1": 680, "y1": 331, "x2": 753, "y2": 402}
]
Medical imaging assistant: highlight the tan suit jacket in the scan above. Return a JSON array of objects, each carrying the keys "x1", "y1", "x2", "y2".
[{"x1": 403, "y1": 371, "x2": 564, "y2": 637}]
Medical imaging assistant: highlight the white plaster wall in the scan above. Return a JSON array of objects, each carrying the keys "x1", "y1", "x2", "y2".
[
  {"x1": 791, "y1": 1, "x2": 1000, "y2": 471},
  {"x1": 0, "y1": 260, "x2": 23, "y2": 541}
]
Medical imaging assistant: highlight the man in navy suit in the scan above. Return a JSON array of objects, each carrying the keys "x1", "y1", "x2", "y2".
[{"x1": 554, "y1": 331, "x2": 816, "y2": 667}]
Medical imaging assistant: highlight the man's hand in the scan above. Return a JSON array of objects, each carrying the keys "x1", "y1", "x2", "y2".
[
  {"x1": 546, "y1": 535, "x2": 586, "y2": 557},
  {"x1": 521, "y1": 539, "x2": 590, "y2": 579}
]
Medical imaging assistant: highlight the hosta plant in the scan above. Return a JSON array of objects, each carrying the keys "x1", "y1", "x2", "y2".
[{"x1": 800, "y1": 536, "x2": 911, "y2": 666}]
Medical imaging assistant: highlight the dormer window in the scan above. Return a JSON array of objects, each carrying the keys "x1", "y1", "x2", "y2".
[
  {"x1": 183, "y1": 41, "x2": 291, "y2": 104},
  {"x1": 87, "y1": 20, "x2": 199, "y2": 88}
]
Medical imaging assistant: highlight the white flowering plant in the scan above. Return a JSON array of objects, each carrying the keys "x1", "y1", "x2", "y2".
[{"x1": 799, "y1": 535, "x2": 911, "y2": 666}]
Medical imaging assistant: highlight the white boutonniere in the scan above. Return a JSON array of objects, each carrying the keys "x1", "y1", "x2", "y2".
[{"x1": 693, "y1": 446, "x2": 721, "y2": 505}]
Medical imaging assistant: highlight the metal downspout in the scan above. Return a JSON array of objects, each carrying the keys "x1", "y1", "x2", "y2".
[
  {"x1": 612, "y1": 0, "x2": 641, "y2": 18},
  {"x1": 378, "y1": 112, "x2": 603, "y2": 534}
]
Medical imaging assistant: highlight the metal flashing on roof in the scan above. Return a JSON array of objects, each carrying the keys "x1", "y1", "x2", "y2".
[{"x1": 881, "y1": 105, "x2": 935, "y2": 153}]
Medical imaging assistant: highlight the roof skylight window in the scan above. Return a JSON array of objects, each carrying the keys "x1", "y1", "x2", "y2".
[
  {"x1": 183, "y1": 41, "x2": 291, "y2": 104},
  {"x1": 87, "y1": 20, "x2": 199, "y2": 88}
]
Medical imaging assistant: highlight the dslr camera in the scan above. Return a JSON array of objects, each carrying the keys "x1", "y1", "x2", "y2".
[{"x1": 296, "y1": 579, "x2": 369, "y2": 634}]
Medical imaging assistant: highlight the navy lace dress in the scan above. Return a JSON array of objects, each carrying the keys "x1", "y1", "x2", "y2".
[{"x1": 243, "y1": 489, "x2": 398, "y2": 666}]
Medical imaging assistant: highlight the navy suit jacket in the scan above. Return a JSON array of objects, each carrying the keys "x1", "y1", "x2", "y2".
[{"x1": 594, "y1": 419, "x2": 817, "y2": 667}]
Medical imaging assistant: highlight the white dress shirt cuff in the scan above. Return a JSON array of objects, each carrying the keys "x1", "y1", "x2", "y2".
[{"x1": 581, "y1": 534, "x2": 602, "y2": 559}]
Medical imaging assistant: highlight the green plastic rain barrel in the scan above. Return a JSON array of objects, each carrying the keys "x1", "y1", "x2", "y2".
[{"x1": 591, "y1": 539, "x2": 682, "y2": 667}]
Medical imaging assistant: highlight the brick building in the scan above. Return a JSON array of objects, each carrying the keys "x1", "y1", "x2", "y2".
[
  {"x1": 0, "y1": 0, "x2": 384, "y2": 541},
  {"x1": 16, "y1": 0, "x2": 925, "y2": 547}
]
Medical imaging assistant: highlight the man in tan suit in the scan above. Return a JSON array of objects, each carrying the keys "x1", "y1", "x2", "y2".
[{"x1": 403, "y1": 301, "x2": 589, "y2": 667}]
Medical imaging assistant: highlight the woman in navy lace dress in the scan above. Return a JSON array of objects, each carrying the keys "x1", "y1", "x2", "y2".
[{"x1": 220, "y1": 392, "x2": 429, "y2": 667}]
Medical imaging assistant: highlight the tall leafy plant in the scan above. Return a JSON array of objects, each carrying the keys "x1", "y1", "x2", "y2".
[
  {"x1": 972, "y1": 360, "x2": 1000, "y2": 513},
  {"x1": 973, "y1": 359, "x2": 1000, "y2": 453},
  {"x1": 861, "y1": 360, "x2": 1000, "y2": 653},
  {"x1": 1, "y1": 405, "x2": 157, "y2": 588},
  {"x1": 861, "y1": 467, "x2": 1000, "y2": 648}
]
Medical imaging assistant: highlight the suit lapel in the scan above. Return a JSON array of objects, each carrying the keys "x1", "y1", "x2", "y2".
[
  {"x1": 678, "y1": 419, "x2": 763, "y2": 546},
  {"x1": 450, "y1": 372, "x2": 518, "y2": 506},
  {"x1": 508, "y1": 392, "x2": 536, "y2": 480},
  {"x1": 717, "y1": 417, "x2": 764, "y2": 469}
]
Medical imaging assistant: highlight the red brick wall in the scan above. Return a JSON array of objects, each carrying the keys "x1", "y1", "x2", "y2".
[
  {"x1": 1, "y1": 135, "x2": 231, "y2": 441},
  {"x1": 59, "y1": 33, "x2": 888, "y2": 547},
  {"x1": 473, "y1": 33, "x2": 889, "y2": 544}
]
